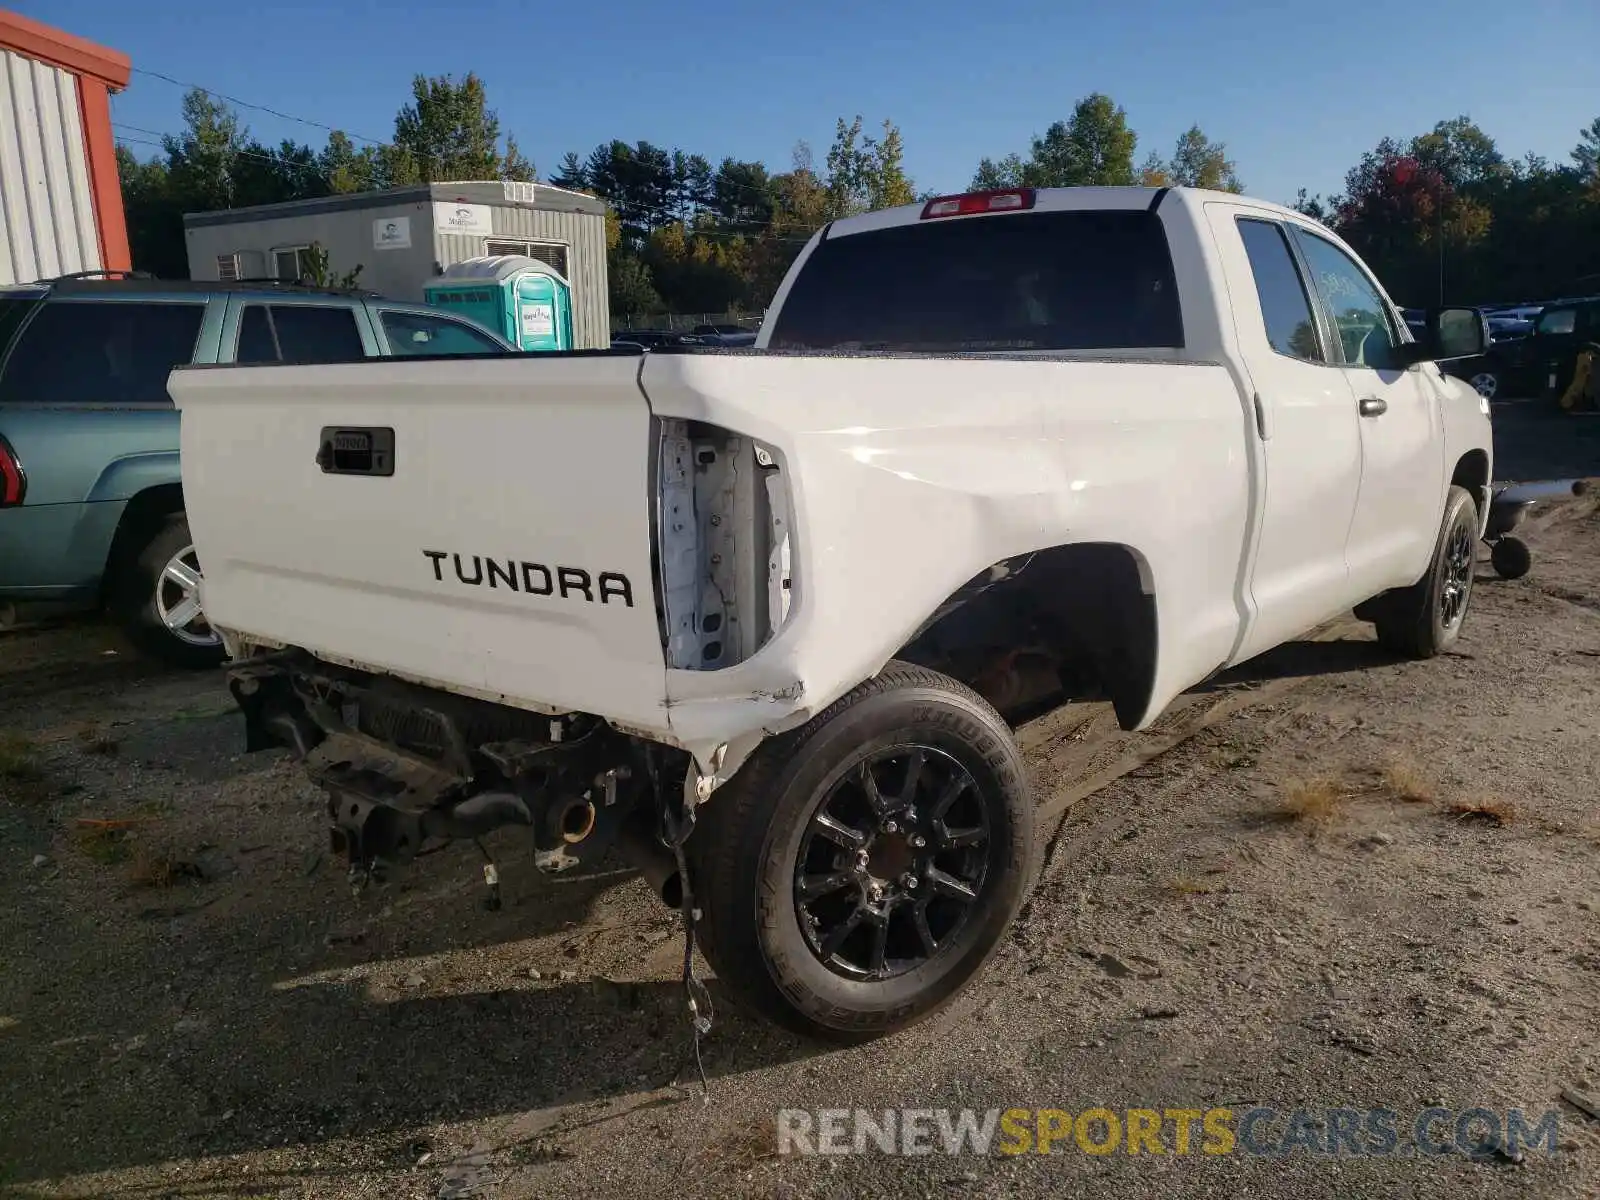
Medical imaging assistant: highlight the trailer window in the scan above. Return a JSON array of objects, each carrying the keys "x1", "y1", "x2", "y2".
[{"x1": 767, "y1": 209, "x2": 1183, "y2": 353}]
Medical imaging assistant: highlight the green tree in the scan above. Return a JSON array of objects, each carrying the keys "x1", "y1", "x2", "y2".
[
  {"x1": 1164, "y1": 125, "x2": 1243, "y2": 192},
  {"x1": 1573, "y1": 116, "x2": 1600, "y2": 182},
  {"x1": 549, "y1": 152, "x2": 589, "y2": 191},
  {"x1": 609, "y1": 253, "x2": 661, "y2": 319},
  {"x1": 299, "y1": 241, "x2": 364, "y2": 288},
  {"x1": 1291, "y1": 188, "x2": 1331, "y2": 223},
  {"x1": 318, "y1": 131, "x2": 380, "y2": 195},
  {"x1": 821, "y1": 116, "x2": 916, "y2": 216},
  {"x1": 971, "y1": 94, "x2": 1138, "y2": 189},
  {"x1": 390, "y1": 72, "x2": 524, "y2": 182},
  {"x1": 1412, "y1": 116, "x2": 1505, "y2": 191},
  {"x1": 864, "y1": 119, "x2": 916, "y2": 210}
]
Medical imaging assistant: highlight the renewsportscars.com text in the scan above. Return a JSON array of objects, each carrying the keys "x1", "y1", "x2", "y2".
[{"x1": 776, "y1": 1106, "x2": 1562, "y2": 1158}]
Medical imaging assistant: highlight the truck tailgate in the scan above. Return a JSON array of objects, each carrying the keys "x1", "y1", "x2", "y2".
[{"x1": 169, "y1": 356, "x2": 669, "y2": 729}]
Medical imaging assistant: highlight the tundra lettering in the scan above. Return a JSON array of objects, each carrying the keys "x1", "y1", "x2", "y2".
[{"x1": 421, "y1": 549, "x2": 634, "y2": 606}]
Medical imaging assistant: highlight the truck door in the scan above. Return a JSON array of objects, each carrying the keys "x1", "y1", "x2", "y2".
[
  {"x1": 1209, "y1": 209, "x2": 1363, "y2": 662},
  {"x1": 1289, "y1": 228, "x2": 1444, "y2": 599}
]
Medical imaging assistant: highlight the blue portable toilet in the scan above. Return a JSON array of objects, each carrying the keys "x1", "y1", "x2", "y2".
[{"x1": 424, "y1": 255, "x2": 574, "y2": 352}]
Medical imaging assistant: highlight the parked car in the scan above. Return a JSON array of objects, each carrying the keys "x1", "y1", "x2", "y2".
[
  {"x1": 0, "y1": 273, "x2": 513, "y2": 667},
  {"x1": 1516, "y1": 297, "x2": 1600, "y2": 403},
  {"x1": 1402, "y1": 306, "x2": 1527, "y2": 401},
  {"x1": 610, "y1": 329, "x2": 710, "y2": 349},
  {"x1": 171, "y1": 185, "x2": 1492, "y2": 1041}
]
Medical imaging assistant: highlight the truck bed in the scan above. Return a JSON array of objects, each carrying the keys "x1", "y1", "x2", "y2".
[{"x1": 170, "y1": 346, "x2": 1253, "y2": 762}]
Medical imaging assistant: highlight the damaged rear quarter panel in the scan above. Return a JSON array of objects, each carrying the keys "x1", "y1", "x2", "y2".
[{"x1": 640, "y1": 351, "x2": 1251, "y2": 757}]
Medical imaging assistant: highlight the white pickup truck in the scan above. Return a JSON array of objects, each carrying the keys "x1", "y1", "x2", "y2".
[{"x1": 170, "y1": 185, "x2": 1494, "y2": 1042}]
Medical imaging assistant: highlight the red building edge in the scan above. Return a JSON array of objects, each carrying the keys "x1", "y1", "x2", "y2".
[{"x1": 0, "y1": 8, "x2": 132, "y2": 274}]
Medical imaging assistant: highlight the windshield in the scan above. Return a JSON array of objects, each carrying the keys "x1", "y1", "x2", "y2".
[{"x1": 767, "y1": 209, "x2": 1183, "y2": 354}]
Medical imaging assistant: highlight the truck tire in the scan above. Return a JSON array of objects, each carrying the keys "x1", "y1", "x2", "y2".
[
  {"x1": 690, "y1": 661, "x2": 1036, "y2": 1043},
  {"x1": 116, "y1": 515, "x2": 225, "y2": 670},
  {"x1": 1368, "y1": 485, "x2": 1478, "y2": 659}
]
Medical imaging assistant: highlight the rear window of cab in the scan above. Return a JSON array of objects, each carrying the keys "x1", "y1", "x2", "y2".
[{"x1": 767, "y1": 209, "x2": 1183, "y2": 354}]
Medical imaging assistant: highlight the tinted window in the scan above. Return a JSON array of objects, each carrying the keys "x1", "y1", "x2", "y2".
[
  {"x1": 0, "y1": 300, "x2": 204, "y2": 405},
  {"x1": 380, "y1": 310, "x2": 505, "y2": 356},
  {"x1": 768, "y1": 210, "x2": 1183, "y2": 353},
  {"x1": 1236, "y1": 219, "x2": 1323, "y2": 362},
  {"x1": 235, "y1": 304, "x2": 365, "y2": 364},
  {"x1": 1292, "y1": 231, "x2": 1400, "y2": 370},
  {"x1": 236, "y1": 305, "x2": 277, "y2": 362},
  {"x1": 1536, "y1": 308, "x2": 1576, "y2": 336},
  {"x1": 0, "y1": 294, "x2": 44, "y2": 361}
]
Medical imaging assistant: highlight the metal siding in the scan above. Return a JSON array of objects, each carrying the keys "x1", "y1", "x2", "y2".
[
  {"x1": 435, "y1": 204, "x2": 610, "y2": 347},
  {"x1": 184, "y1": 202, "x2": 437, "y2": 299},
  {"x1": 0, "y1": 49, "x2": 100, "y2": 284}
]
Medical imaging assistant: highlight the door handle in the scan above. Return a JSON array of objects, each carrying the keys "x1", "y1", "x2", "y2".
[{"x1": 1358, "y1": 396, "x2": 1388, "y2": 418}]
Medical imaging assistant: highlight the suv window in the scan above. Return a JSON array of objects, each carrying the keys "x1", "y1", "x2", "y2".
[
  {"x1": 236, "y1": 304, "x2": 364, "y2": 364},
  {"x1": 1535, "y1": 307, "x2": 1576, "y2": 336},
  {"x1": 380, "y1": 309, "x2": 505, "y2": 356},
  {"x1": 1236, "y1": 219, "x2": 1323, "y2": 362},
  {"x1": 1291, "y1": 231, "x2": 1400, "y2": 371},
  {"x1": 0, "y1": 300, "x2": 205, "y2": 406},
  {"x1": 767, "y1": 210, "x2": 1184, "y2": 353}
]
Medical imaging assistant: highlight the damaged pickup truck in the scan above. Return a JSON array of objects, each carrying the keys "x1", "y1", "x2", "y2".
[{"x1": 170, "y1": 185, "x2": 1495, "y2": 1042}]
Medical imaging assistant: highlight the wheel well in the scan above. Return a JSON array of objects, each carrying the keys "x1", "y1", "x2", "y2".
[
  {"x1": 893, "y1": 543, "x2": 1157, "y2": 730},
  {"x1": 100, "y1": 484, "x2": 184, "y2": 605},
  {"x1": 1451, "y1": 450, "x2": 1491, "y2": 514}
]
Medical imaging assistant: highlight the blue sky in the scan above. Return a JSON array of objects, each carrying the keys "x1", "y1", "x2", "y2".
[{"x1": 26, "y1": 0, "x2": 1600, "y2": 206}]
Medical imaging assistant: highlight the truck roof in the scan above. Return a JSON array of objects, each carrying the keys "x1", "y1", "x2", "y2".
[{"x1": 823, "y1": 185, "x2": 1321, "y2": 241}]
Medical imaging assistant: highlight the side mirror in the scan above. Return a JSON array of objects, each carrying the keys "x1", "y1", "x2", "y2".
[{"x1": 1401, "y1": 306, "x2": 1488, "y2": 364}]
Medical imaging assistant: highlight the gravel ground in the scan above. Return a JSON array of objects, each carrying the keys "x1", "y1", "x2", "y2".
[{"x1": 2, "y1": 405, "x2": 1598, "y2": 1199}]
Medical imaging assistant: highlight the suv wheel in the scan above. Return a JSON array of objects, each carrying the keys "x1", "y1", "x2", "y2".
[
  {"x1": 117, "y1": 515, "x2": 225, "y2": 669},
  {"x1": 690, "y1": 661, "x2": 1036, "y2": 1042}
]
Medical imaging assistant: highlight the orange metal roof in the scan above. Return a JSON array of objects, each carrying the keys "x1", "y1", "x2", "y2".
[{"x1": 0, "y1": 7, "x2": 130, "y2": 90}]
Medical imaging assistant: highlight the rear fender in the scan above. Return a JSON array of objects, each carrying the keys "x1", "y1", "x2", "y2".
[{"x1": 85, "y1": 450, "x2": 182, "y2": 505}]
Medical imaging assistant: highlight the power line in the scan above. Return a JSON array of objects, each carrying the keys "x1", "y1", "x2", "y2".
[
  {"x1": 124, "y1": 66, "x2": 824, "y2": 215},
  {"x1": 130, "y1": 67, "x2": 390, "y2": 149},
  {"x1": 113, "y1": 127, "x2": 323, "y2": 171}
]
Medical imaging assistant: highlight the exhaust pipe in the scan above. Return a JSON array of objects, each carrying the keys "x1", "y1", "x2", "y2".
[{"x1": 616, "y1": 817, "x2": 683, "y2": 909}]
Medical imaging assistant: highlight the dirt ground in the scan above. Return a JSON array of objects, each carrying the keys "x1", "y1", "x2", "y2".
[{"x1": 3, "y1": 404, "x2": 1599, "y2": 1200}]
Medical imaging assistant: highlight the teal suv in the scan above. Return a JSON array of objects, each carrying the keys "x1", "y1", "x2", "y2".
[{"x1": 0, "y1": 273, "x2": 513, "y2": 667}]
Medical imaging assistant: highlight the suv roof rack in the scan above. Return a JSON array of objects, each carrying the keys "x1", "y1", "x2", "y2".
[
  {"x1": 43, "y1": 269, "x2": 159, "y2": 283},
  {"x1": 46, "y1": 276, "x2": 382, "y2": 299}
]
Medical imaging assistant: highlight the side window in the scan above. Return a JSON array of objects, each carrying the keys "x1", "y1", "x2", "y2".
[
  {"x1": 1536, "y1": 308, "x2": 1575, "y2": 336},
  {"x1": 236, "y1": 305, "x2": 277, "y2": 363},
  {"x1": 380, "y1": 309, "x2": 505, "y2": 356},
  {"x1": 1236, "y1": 219, "x2": 1323, "y2": 363},
  {"x1": 0, "y1": 300, "x2": 204, "y2": 405},
  {"x1": 234, "y1": 304, "x2": 365, "y2": 364},
  {"x1": 1291, "y1": 231, "x2": 1401, "y2": 371}
]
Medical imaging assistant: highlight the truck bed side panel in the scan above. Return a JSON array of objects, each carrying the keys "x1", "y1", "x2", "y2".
[{"x1": 642, "y1": 351, "x2": 1253, "y2": 741}]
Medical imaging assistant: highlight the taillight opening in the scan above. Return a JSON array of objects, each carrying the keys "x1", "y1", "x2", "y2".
[
  {"x1": 920, "y1": 188, "x2": 1037, "y2": 220},
  {"x1": 0, "y1": 435, "x2": 23, "y2": 507}
]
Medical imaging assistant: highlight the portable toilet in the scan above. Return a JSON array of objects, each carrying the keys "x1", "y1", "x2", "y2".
[{"x1": 424, "y1": 255, "x2": 574, "y2": 352}]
